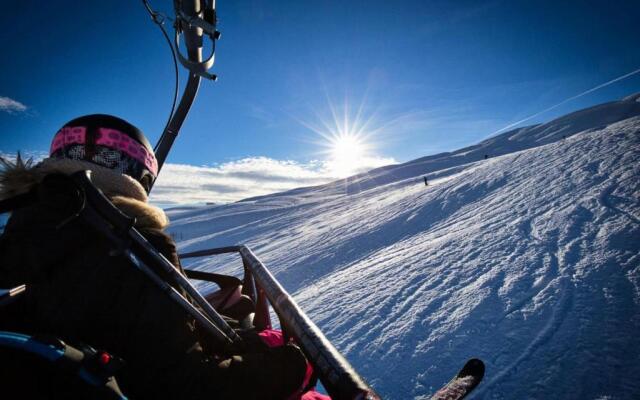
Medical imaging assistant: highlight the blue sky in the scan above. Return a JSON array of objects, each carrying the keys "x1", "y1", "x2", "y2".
[{"x1": 1, "y1": 0, "x2": 640, "y2": 204}]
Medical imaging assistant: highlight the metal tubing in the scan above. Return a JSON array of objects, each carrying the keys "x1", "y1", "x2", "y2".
[
  {"x1": 175, "y1": 3, "x2": 216, "y2": 36},
  {"x1": 79, "y1": 199, "x2": 236, "y2": 348},
  {"x1": 154, "y1": 0, "x2": 208, "y2": 179},
  {"x1": 183, "y1": 269, "x2": 241, "y2": 288},
  {"x1": 0, "y1": 284, "x2": 26, "y2": 307},
  {"x1": 238, "y1": 246, "x2": 380, "y2": 400},
  {"x1": 179, "y1": 0, "x2": 204, "y2": 60},
  {"x1": 127, "y1": 252, "x2": 234, "y2": 348},
  {"x1": 153, "y1": 74, "x2": 201, "y2": 177},
  {"x1": 71, "y1": 171, "x2": 241, "y2": 348},
  {"x1": 152, "y1": 0, "x2": 221, "y2": 185},
  {"x1": 180, "y1": 246, "x2": 242, "y2": 258},
  {"x1": 128, "y1": 229, "x2": 242, "y2": 344}
]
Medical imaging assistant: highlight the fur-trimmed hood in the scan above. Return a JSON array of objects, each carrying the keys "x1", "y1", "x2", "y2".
[{"x1": 0, "y1": 156, "x2": 169, "y2": 230}]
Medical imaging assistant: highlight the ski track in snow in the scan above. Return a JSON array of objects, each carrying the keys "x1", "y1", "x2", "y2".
[{"x1": 167, "y1": 97, "x2": 640, "y2": 399}]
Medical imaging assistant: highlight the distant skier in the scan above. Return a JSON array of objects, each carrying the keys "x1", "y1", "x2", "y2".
[
  {"x1": 484, "y1": 154, "x2": 489, "y2": 160},
  {"x1": 0, "y1": 114, "x2": 311, "y2": 399},
  {"x1": 424, "y1": 176, "x2": 429, "y2": 186}
]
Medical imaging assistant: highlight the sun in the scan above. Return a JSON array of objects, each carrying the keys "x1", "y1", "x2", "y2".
[
  {"x1": 297, "y1": 96, "x2": 396, "y2": 179},
  {"x1": 328, "y1": 132, "x2": 367, "y2": 177}
]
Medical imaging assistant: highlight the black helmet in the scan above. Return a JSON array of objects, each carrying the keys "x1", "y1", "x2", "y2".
[{"x1": 49, "y1": 114, "x2": 157, "y2": 192}]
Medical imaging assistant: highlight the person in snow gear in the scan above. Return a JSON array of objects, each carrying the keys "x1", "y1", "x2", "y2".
[{"x1": 0, "y1": 114, "x2": 308, "y2": 399}]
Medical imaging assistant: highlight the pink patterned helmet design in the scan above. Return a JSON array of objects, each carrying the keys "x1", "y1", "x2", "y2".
[{"x1": 50, "y1": 126, "x2": 158, "y2": 177}]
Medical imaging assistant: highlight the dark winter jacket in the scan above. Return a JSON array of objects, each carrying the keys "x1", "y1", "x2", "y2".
[{"x1": 0, "y1": 157, "x2": 306, "y2": 399}]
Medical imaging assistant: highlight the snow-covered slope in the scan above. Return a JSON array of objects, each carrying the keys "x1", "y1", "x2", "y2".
[{"x1": 167, "y1": 94, "x2": 640, "y2": 399}]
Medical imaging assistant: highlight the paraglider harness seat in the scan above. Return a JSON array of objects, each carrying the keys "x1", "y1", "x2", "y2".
[{"x1": 0, "y1": 171, "x2": 379, "y2": 400}]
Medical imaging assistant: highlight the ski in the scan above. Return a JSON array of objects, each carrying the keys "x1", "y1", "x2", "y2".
[{"x1": 430, "y1": 358, "x2": 485, "y2": 400}]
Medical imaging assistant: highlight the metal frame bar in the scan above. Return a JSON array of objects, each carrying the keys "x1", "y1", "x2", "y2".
[
  {"x1": 153, "y1": 74, "x2": 201, "y2": 177},
  {"x1": 179, "y1": 246, "x2": 380, "y2": 400},
  {"x1": 181, "y1": 246, "x2": 271, "y2": 330},
  {"x1": 152, "y1": 0, "x2": 220, "y2": 182},
  {"x1": 69, "y1": 171, "x2": 242, "y2": 352}
]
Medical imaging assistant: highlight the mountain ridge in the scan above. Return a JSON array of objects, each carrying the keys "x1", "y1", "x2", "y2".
[{"x1": 237, "y1": 93, "x2": 640, "y2": 203}]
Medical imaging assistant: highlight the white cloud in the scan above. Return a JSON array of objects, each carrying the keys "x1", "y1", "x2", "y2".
[
  {"x1": 150, "y1": 155, "x2": 395, "y2": 206},
  {"x1": 0, "y1": 96, "x2": 27, "y2": 114},
  {"x1": 0, "y1": 150, "x2": 395, "y2": 206}
]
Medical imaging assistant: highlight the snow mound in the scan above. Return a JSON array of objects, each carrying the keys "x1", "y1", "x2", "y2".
[
  {"x1": 168, "y1": 95, "x2": 640, "y2": 399},
  {"x1": 622, "y1": 92, "x2": 640, "y2": 102}
]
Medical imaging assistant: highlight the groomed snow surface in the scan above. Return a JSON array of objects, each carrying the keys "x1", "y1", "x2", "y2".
[{"x1": 167, "y1": 95, "x2": 640, "y2": 399}]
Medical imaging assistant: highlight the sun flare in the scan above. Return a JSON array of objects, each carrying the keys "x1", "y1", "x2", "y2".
[
  {"x1": 328, "y1": 132, "x2": 367, "y2": 176},
  {"x1": 298, "y1": 97, "x2": 397, "y2": 179}
]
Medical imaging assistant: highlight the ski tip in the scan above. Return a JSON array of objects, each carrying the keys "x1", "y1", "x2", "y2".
[
  {"x1": 458, "y1": 358, "x2": 485, "y2": 380},
  {"x1": 429, "y1": 358, "x2": 486, "y2": 400}
]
